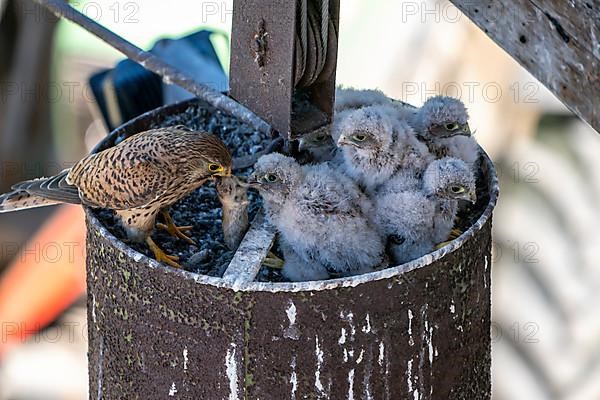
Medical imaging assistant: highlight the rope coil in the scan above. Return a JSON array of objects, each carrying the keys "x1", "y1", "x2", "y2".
[{"x1": 294, "y1": 0, "x2": 334, "y2": 88}]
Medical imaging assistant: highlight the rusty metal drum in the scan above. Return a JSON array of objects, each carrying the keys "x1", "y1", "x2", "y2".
[{"x1": 85, "y1": 98, "x2": 498, "y2": 399}]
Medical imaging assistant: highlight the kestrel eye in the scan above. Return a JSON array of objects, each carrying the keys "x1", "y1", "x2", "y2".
[
  {"x1": 353, "y1": 134, "x2": 367, "y2": 142},
  {"x1": 315, "y1": 134, "x2": 327, "y2": 142},
  {"x1": 265, "y1": 174, "x2": 278, "y2": 183},
  {"x1": 450, "y1": 186, "x2": 465, "y2": 194},
  {"x1": 208, "y1": 164, "x2": 223, "y2": 172},
  {"x1": 445, "y1": 123, "x2": 459, "y2": 131}
]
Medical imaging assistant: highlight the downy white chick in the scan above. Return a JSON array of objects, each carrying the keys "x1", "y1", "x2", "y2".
[
  {"x1": 249, "y1": 153, "x2": 385, "y2": 281},
  {"x1": 334, "y1": 86, "x2": 392, "y2": 112},
  {"x1": 333, "y1": 104, "x2": 432, "y2": 194},
  {"x1": 297, "y1": 127, "x2": 338, "y2": 164},
  {"x1": 216, "y1": 176, "x2": 249, "y2": 250},
  {"x1": 374, "y1": 157, "x2": 476, "y2": 265},
  {"x1": 279, "y1": 240, "x2": 330, "y2": 282},
  {"x1": 297, "y1": 87, "x2": 392, "y2": 164},
  {"x1": 408, "y1": 96, "x2": 480, "y2": 166}
]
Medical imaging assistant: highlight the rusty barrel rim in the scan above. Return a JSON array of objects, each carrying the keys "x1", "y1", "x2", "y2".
[{"x1": 86, "y1": 98, "x2": 499, "y2": 293}]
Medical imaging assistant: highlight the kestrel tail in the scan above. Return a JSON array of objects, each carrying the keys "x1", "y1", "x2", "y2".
[{"x1": 0, "y1": 126, "x2": 232, "y2": 268}]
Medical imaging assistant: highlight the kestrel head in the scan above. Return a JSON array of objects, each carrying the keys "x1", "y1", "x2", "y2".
[
  {"x1": 416, "y1": 96, "x2": 471, "y2": 139},
  {"x1": 298, "y1": 128, "x2": 335, "y2": 154},
  {"x1": 334, "y1": 105, "x2": 395, "y2": 156},
  {"x1": 423, "y1": 157, "x2": 476, "y2": 203},
  {"x1": 194, "y1": 132, "x2": 233, "y2": 178},
  {"x1": 248, "y1": 153, "x2": 303, "y2": 204}
]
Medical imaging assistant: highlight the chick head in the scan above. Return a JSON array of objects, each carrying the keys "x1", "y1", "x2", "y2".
[
  {"x1": 298, "y1": 128, "x2": 332, "y2": 151},
  {"x1": 423, "y1": 157, "x2": 476, "y2": 203},
  {"x1": 248, "y1": 153, "x2": 303, "y2": 204},
  {"x1": 417, "y1": 96, "x2": 471, "y2": 139},
  {"x1": 334, "y1": 105, "x2": 395, "y2": 155}
]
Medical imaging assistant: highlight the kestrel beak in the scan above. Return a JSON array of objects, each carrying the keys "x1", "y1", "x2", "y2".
[{"x1": 213, "y1": 167, "x2": 232, "y2": 179}]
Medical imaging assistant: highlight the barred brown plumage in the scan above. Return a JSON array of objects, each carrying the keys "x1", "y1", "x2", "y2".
[{"x1": 0, "y1": 127, "x2": 232, "y2": 267}]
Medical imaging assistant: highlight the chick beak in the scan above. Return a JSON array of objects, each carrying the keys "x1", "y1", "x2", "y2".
[
  {"x1": 337, "y1": 136, "x2": 355, "y2": 148},
  {"x1": 297, "y1": 138, "x2": 307, "y2": 152},
  {"x1": 456, "y1": 124, "x2": 472, "y2": 137},
  {"x1": 468, "y1": 190, "x2": 477, "y2": 204},
  {"x1": 245, "y1": 174, "x2": 260, "y2": 188}
]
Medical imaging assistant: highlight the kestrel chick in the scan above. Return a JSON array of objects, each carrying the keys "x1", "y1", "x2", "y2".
[
  {"x1": 374, "y1": 157, "x2": 476, "y2": 265},
  {"x1": 333, "y1": 104, "x2": 432, "y2": 193},
  {"x1": 297, "y1": 127, "x2": 337, "y2": 164},
  {"x1": 249, "y1": 153, "x2": 385, "y2": 281},
  {"x1": 216, "y1": 175, "x2": 249, "y2": 250},
  {"x1": 335, "y1": 86, "x2": 392, "y2": 112},
  {"x1": 409, "y1": 96, "x2": 480, "y2": 165},
  {"x1": 297, "y1": 87, "x2": 393, "y2": 164},
  {"x1": 0, "y1": 127, "x2": 232, "y2": 267}
]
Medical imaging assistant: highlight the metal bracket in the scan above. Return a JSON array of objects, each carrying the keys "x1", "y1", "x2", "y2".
[{"x1": 229, "y1": 0, "x2": 340, "y2": 140}]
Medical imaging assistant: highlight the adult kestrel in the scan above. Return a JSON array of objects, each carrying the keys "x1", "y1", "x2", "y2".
[{"x1": 0, "y1": 126, "x2": 232, "y2": 267}]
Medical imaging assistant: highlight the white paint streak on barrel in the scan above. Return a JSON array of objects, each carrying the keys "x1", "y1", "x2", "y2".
[
  {"x1": 284, "y1": 300, "x2": 300, "y2": 340},
  {"x1": 338, "y1": 328, "x2": 347, "y2": 345},
  {"x1": 347, "y1": 369, "x2": 355, "y2": 400},
  {"x1": 183, "y1": 347, "x2": 188, "y2": 371},
  {"x1": 362, "y1": 314, "x2": 371, "y2": 334},
  {"x1": 315, "y1": 336, "x2": 325, "y2": 395},
  {"x1": 378, "y1": 341, "x2": 385, "y2": 367},
  {"x1": 168, "y1": 382, "x2": 177, "y2": 396},
  {"x1": 225, "y1": 344, "x2": 239, "y2": 400},
  {"x1": 290, "y1": 356, "x2": 297, "y2": 400},
  {"x1": 408, "y1": 309, "x2": 415, "y2": 346}
]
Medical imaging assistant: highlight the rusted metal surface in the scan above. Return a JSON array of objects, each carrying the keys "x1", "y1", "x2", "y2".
[
  {"x1": 230, "y1": 0, "x2": 340, "y2": 139},
  {"x1": 449, "y1": 0, "x2": 600, "y2": 133},
  {"x1": 86, "y1": 215, "x2": 493, "y2": 399},
  {"x1": 230, "y1": 0, "x2": 297, "y2": 138},
  {"x1": 85, "y1": 99, "x2": 497, "y2": 399}
]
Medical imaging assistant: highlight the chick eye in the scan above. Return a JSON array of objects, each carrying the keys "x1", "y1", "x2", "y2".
[
  {"x1": 390, "y1": 235, "x2": 406, "y2": 245},
  {"x1": 450, "y1": 186, "x2": 465, "y2": 194},
  {"x1": 353, "y1": 134, "x2": 367, "y2": 142},
  {"x1": 208, "y1": 164, "x2": 223, "y2": 172},
  {"x1": 315, "y1": 134, "x2": 327, "y2": 142},
  {"x1": 264, "y1": 174, "x2": 278, "y2": 183},
  {"x1": 445, "y1": 123, "x2": 459, "y2": 131}
]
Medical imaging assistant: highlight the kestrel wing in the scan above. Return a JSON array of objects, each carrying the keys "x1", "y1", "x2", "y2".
[
  {"x1": 11, "y1": 170, "x2": 82, "y2": 204},
  {"x1": 67, "y1": 144, "x2": 186, "y2": 210}
]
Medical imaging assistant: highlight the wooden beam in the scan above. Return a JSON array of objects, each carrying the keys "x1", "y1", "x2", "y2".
[{"x1": 450, "y1": 0, "x2": 600, "y2": 133}]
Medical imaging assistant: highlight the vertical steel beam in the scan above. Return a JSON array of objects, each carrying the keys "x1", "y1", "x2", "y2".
[{"x1": 229, "y1": 0, "x2": 340, "y2": 139}]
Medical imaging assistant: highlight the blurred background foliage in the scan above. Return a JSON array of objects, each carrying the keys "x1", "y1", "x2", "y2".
[{"x1": 0, "y1": 0, "x2": 599, "y2": 399}]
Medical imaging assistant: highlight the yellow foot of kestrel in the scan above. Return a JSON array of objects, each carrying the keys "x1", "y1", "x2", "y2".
[
  {"x1": 450, "y1": 228, "x2": 463, "y2": 239},
  {"x1": 146, "y1": 237, "x2": 181, "y2": 268},
  {"x1": 262, "y1": 251, "x2": 284, "y2": 269},
  {"x1": 435, "y1": 240, "x2": 452, "y2": 250},
  {"x1": 157, "y1": 209, "x2": 195, "y2": 244},
  {"x1": 435, "y1": 228, "x2": 464, "y2": 249}
]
